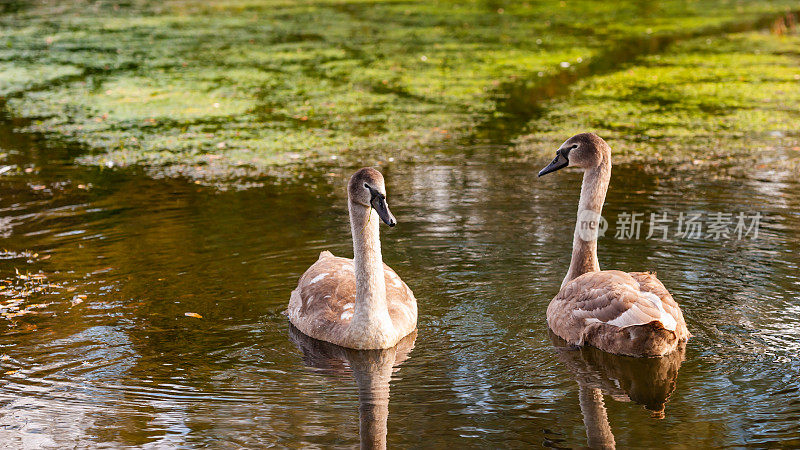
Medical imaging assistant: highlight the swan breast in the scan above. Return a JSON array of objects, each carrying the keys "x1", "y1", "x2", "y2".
[{"x1": 287, "y1": 251, "x2": 417, "y2": 347}]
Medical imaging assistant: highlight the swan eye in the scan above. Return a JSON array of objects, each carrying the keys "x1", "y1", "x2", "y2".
[{"x1": 364, "y1": 183, "x2": 369, "y2": 189}]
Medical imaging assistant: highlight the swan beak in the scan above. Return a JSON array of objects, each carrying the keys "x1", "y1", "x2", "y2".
[
  {"x1": 371, "y1": 193, "x2": 397, "y2": 227},
  {"x1": 538, "y1": 151, "x2": 569, "y2": 177}
]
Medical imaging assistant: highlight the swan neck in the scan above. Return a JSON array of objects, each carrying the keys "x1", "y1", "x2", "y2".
[
  {"x1": 349, "y1": 201, "x2": 390, "y2": 330},
  {"x1": 563, "y1": 159, "x2": 610, "y2": 288},
  {"x1": 578, "y1": 385, "x2": 616, "y2": 450}
]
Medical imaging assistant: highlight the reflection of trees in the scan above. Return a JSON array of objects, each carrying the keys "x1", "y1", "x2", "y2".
[
  {"x1": 289, "y1": 325, "x2": 417, "y2": 450},
  {"x1": 551, "y1": 331, "x2": 685, "y2": 449}
]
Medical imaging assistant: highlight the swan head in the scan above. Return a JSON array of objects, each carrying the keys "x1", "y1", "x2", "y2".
[
  {"x1": 348, "y1": 167, "x2": 396, "y2": 227},
  {"x1": 538, "y1": 132, "x2": 610, "y2": 176}
]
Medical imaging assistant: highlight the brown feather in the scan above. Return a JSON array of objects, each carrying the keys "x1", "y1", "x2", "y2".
[
  {"x1": 547, "y1": 270, "x2": 690, "y2": 357},
  {"x1": 288, "y1": 252, "x2": 417, "y2": 348}
]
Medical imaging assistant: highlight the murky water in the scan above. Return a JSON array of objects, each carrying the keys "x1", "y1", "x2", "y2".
[{"x1": 1, "y1": 112, "x2": 799, "y2": 448}]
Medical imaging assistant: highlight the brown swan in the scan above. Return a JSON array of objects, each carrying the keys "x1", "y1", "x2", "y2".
[
  {"x1": 288, "y1": 168, "x2": 417, "y2": 350},
  {"x1": 538, "y1": 133, "x2": 690, "y2": 357}
]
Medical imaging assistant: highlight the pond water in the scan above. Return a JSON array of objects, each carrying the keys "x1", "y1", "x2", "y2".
[{"x1": 0, "y1": 112, "x2": 799, "y2": 448}]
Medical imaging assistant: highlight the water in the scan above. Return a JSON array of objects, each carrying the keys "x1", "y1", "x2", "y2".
[{"x1": 1, "y1": 113, "x2": 799, "y2": 448}]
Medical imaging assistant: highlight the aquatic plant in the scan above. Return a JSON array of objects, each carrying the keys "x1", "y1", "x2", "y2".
[
  {"x1": 0, "y1": 1, "x2": 798, "y2": 179},
  {"x1": 516, "y1": 31, "x2": 800, "y2": 163}
]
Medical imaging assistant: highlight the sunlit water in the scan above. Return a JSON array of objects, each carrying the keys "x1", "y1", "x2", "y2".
[{"x1": 1, "y1": 114, "x2": 799, "y2": 448}]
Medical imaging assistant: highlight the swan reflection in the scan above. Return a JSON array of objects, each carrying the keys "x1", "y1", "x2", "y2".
[
  {"x1": 551, "y1": 332, "x2": 685, "y2": 449},
  {"x1": 289, "y1": 325, "x2": 416, "y2": 449}
]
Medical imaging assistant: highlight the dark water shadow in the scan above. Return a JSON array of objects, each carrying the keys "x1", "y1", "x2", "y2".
[
  {"x1": 288, "y1": 325, "x2": 417, "y2": 450},
  {"x1": 549, "y1": 332, "x2": 685, "y2": 449},
  {"x1": 0, "y1": 0, "x2": 31, "y2": 15}
]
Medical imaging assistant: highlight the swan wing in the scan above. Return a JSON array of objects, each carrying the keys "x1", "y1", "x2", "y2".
[
  {"x1": 629, "y1": 271, "x2": 690, "y2": 338},
  {"x1": 288, "y1": 252, "x2": 357, "y2": 340},
  {"x1": 558, "y1": 270, "x2": 678, "y2": 332},
  {"x1": 383, "y1": 264, "x2": 418, "y2": 333}
]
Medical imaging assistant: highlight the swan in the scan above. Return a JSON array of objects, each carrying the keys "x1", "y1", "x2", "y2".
[
  {"x1": 288, "y1": 168, "x2": 417, "y2": 350},
  {"x1": 538, "y1": 133, "x2": 690, "y2": 357}
]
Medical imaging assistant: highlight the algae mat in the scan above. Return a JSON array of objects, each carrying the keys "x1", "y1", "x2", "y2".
[
  {"x1": 1, "y1": 1, "x2": 798, "y2": 179},
  {"x1": 516, "y1": 30, "x2": 800, "y2": 166}
]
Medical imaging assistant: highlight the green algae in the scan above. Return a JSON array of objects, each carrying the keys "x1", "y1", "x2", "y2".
[
  {"x1": 1, "y1": 1, "x2": 799, "y2": 179},
  {"x1": 515, "y1": 30, "x2": 800, "y2": 164},
  {"x1": 0, "y1": 63, "x2": 82, "y2": 96}
]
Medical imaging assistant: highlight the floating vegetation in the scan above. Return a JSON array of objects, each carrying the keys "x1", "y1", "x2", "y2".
[
  {"x1": 0, "y1": 250, "x2": 60, "y2": 324},
  {"x1": 1, "y1": 1, "x2": 799, "y2": 180},
  {"x1": 0, "y1": 267, "x2": 56, "y2": 320},
  {"x1": 515, "y1": 30, "x2": 800, "y2": 165},
  {"x1": 0, "y1": 249, "x2": 44, "y2": 262}
]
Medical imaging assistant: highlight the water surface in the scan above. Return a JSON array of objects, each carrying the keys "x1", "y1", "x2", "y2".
[{"x1": 1, "y1": 115, "x2": 799, "y2": 447}]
